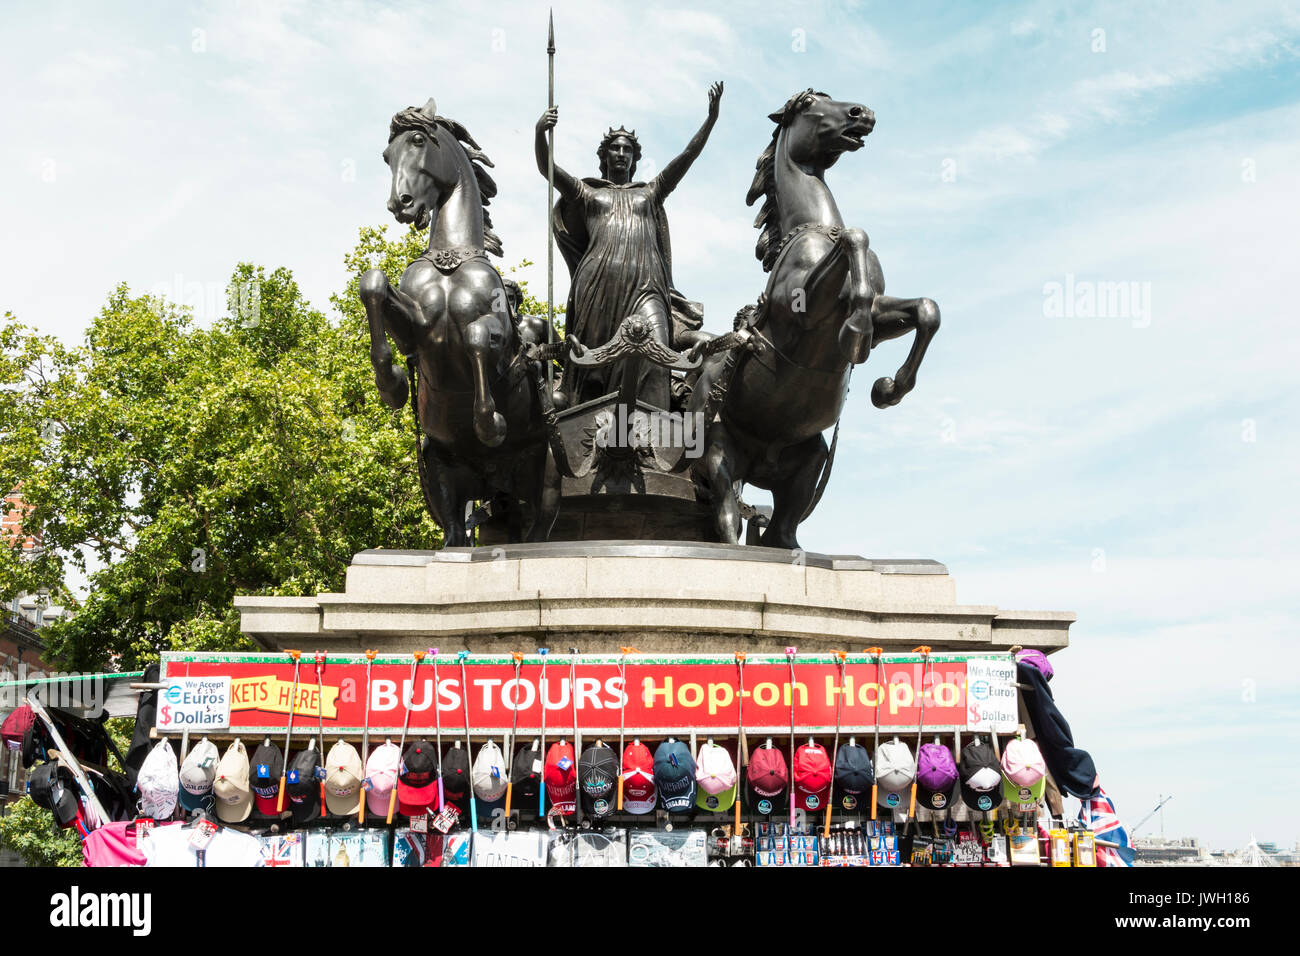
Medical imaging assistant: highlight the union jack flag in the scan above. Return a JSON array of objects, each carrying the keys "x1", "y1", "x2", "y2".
[
  {"x1": 258, "y1": 833, "x2": 303, "y2": 868},
  {"x1": 1077, "y1": 785, "x2": 1134, "y2": 867}
]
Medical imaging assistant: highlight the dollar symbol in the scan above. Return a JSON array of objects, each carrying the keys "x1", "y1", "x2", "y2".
[{"x1": 159, "y1": 703, "x2": 170, "y2": 724}]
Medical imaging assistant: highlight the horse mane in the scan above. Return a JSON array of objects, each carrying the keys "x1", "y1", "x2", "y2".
[
  {"x1": 388, "y1": 106, "x2": 504, "y2": 257},
  {"x1": 746, "y1": 89, "x2": 826, "y2": 272}
]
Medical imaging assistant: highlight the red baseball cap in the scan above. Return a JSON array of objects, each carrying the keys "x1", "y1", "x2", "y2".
[
  {"x1": 544, "y1": 741, "x2": 576, "y2": 815},
  {"x1": 746, "y1": 746, "x2": 789, "y2": 815},
  {"x1": 793, "y1": 741, "x2": 833, "y2": 812},
  {"x1": 622, "y1": 741, "x2": 656, "y2": 814},
  {"x1": 397, "y1": 741, "x2": 441, "y2": 817}
]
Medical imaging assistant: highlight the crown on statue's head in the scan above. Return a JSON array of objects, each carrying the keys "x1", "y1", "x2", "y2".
[{"x1": 597, "y1": 126, "x2": 643, "y2": 178}]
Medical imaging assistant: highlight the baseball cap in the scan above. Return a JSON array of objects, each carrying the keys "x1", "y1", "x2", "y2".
[
  {"x1": 441, "y1": 744, "x2": 471, "y2": 813},
  {"x1": 959, "y1": 739, "x2": 1003, "y2": 813},
  {"x1": 578, "y1": 743, "x2": 619, "y2": 819},
  {"x1": 695, "y1": 741, "x2": 737, "y2": 813},
  {"x1": 472, "y1": 741, "x2": 508, "y2": 802},
  {"x1": 323, "y1": 740, "x2": 365, "y2": 817},
  {"x1": 511, "y1": 740, "x2": 543, "y2": 804},
  {"x1": 364, "y1": 741, "x2": 401, "y2": 817},
  {"x1": 916, "y1": 742, "x2": 959, "y2": 812},
  {"x1": 654, "y1": 739, "x2": 697, "y2": 812},
  {"x1": 212, "y1": 739, "x2": 253, "y2": 823},
  {"x1": 177, "y1": 738, "x2": 219, "y2": 814},
  {"x1": 544, "y1": 741, "x2": 577, "y2": 815},
  {"x1": 746, "y1": 745, "x2": 788, "y2": 816},
  {"x1": 1015, "y1": 648, "x2": 1054, "y2": 681},
  {"x1": 250, "y1": 741, "x2": 285, "y2": 817},
  {"x1": 873, "y1": 740, "x2": 915, "y2": 812},
  {"x1": 832, "y1": 742, "x2": 873, "y2": 811},
  {"x1": 136, "y1": 739, "x2": 179, "y2": 820},
  {"x1": 472, "y1": 741, "x2": 508, "y2": 803},
  {"x1": 0, "y1": 704, "x2": 34, "y2": 754},
  {"x1": 621, "y1": 741, "x2": 656, "y2": 814},
  {"x1": 793, "y1": 741, "x2": 833, "y2": 813},
  {"x1": 286, "y1": 747, "x2": 322, "y2": 824},
  {"x1": 1001, "y1": 737, "x2": 1046, "y2": 807},
  {"x1": 30, "y1": 760, "x2": 80, "y2": 828},
  {"x1": 398, "y1": 740, "x2": 441, "y2": 817}
]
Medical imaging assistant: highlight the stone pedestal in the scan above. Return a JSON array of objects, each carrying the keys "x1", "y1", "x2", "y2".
[{"x1": 235, "y1": 542, "x2": 1074, "y2": 656}]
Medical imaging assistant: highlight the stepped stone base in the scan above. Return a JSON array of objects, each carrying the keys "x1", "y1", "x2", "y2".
[{"x1": 234, "y1": 542, "x2": 1074, "y2": 656}]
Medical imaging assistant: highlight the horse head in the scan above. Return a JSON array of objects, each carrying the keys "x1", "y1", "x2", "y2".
[
  {"x1": 383, "y1": 98, "x2": 459, "y2": 230},
  {"x1": 767, "y1": 90, "x2": 874, "y2": 172}
]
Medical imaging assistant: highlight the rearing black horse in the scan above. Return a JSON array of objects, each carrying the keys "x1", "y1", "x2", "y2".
[
  {"x1": 360, "y1": 98, "x2": 557, "y2": 546},
  {"x1": 691, "y1": 90, "x2": 940, "y2": 549}
]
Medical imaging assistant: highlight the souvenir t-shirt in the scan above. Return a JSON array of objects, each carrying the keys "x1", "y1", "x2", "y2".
[
  {"x1": 83, "y1": 821, "x2": 182, "y2": 867},
  {"x1": 141, "y1": 823, "x2": 265, "y2": 867},
  {"x1": 256, "y1": 832, "x2": 305, "y2": 868}
]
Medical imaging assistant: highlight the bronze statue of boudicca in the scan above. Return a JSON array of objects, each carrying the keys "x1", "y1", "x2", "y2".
[{"x1": 359, "y1": 17, "x2": 940, "y2": 551}]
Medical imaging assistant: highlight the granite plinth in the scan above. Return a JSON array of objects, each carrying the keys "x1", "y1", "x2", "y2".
[{"x1": 234, "y1": 542, "x2": 1074, "y2": 656}]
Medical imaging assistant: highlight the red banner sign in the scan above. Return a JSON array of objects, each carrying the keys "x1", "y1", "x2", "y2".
[{"x1": 160, "y1": 654, "x2": 1012, "y2": 735}]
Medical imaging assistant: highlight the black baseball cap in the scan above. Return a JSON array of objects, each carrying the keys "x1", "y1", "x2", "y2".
[
  {"x1": 578, "y1": 743, "x2": 619, "y2": 819},
  {"x1": 286, "y1": 748, "x2": 322, "y2": 824},
  {"x1": 959, "y1": 740, "x2": 1003, "y2": 813},
  {"x1": 511, "y1": 741, "x2": 543, "y2": 803},
  {"x1": 441, "y1": 744, "x2": 471, "y2": 811},
  {"x1": 833, "y1": 742, "x2": 874, "y2": 811}
]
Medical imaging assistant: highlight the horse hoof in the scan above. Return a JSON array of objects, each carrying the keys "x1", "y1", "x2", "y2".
[
  {"x1": 871, "y1": 376, "x2": 899, "y2": 408},
  {"x1": 476, "y1": 410, "x2": 507, "y2": 447},
  {"x1": 758, "y1": 530, "x2": 799, "y2": 551}
]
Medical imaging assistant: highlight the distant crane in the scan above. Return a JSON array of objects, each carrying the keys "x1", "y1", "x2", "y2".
[{"x1": 1131, "y1": 794, "x2": 1174, "y2": 838}]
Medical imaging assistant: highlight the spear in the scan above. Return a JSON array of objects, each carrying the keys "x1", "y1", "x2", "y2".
[{"x1": 546, "y1": 9, "x2": 556, "y2": 389}]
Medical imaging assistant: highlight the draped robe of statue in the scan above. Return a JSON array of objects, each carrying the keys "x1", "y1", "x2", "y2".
[{"x1": 553, "y1": 176, "x2": 702, "y2": 408}]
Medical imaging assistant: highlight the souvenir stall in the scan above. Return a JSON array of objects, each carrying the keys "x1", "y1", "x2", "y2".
[{"x1": 5, "y1": 646, "x2": 1124, "y2": 867}]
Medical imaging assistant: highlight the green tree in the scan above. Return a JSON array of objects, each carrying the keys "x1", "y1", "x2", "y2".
[
  {"x1": 0, "y1": 797, "x2": 83, "y2": 867},
  {"x1": 0, "y1": 225, "x2": 464, "y2": 671}
]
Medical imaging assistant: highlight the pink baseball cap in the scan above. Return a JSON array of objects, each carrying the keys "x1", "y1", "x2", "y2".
[
  {"x1": 1001, "y1": 737, "x2": 1046, "y2": 788},
  {"x1": 364, "y1": 742, "x2": 402, "y2": 817}
]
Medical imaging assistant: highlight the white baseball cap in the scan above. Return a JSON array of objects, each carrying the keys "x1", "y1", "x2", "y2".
[
  {"x1": 137, "y1": 739, "x2": 179, "y2": 820},
  {"x1": 472, "y1": 741, "x2": 508, "y2": 802},
  {"x1": 874, "y1": 740, "x2": 916, "y2": 811}
]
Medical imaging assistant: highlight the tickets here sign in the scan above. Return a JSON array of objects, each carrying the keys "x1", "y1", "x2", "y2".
[
  {"x1": 156, "y1": 676, "x2": 232, "y2": 730},
  {"x1": 964, "y1": 658, "x2": 1018, "y2": 732}
]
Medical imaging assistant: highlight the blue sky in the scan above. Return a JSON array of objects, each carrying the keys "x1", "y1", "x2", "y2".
[{"x1": 3, "y1": 0, "x2": 1298, "y2": 851}]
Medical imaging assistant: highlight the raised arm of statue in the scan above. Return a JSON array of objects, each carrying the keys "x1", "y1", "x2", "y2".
[
  {"x1": 655, "y1": 81, "x2": 722, "y2": 196},
  {"x1": 535, "y1": 106, "x2": 581, "y2": 200}
]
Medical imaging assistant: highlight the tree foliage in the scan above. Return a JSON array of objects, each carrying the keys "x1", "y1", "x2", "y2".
[
  {"x1": 0, "y1": 797, "x2": 83, "y2": 867},
  {"x1": 0, "y1": 225, "x2": 473, "y2": 671}
]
